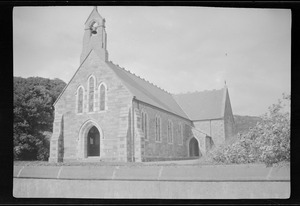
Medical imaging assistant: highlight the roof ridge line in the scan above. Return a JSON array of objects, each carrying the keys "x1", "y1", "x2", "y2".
[
  {"x1": 174, "y1": 88, "x2": 224, "y2": 96},
  {"x1": 110, "y1": 61, "x2": 172, "y2": 95}
]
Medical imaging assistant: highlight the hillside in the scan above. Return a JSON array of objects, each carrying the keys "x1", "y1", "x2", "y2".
[{"x1": 233, "y1": 115, "x2": 263, "y2": 135}]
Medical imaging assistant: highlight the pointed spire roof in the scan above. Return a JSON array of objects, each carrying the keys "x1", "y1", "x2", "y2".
[{"x1": 85, "y1": 6, "x2": 104, "y2": 25}]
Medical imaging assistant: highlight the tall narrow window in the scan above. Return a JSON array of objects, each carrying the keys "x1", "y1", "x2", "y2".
[
  {"x1": 142, "y1": 111, "x2": 148, "y2": 140},
  {"x1": 144, "y1": 113, "x2": 148, "y2": 140},
  {"x1": 99, "y1": 84, "x2": 106, "y2": 111},
  {"x1": 159, "y1": 118, "x2": 161, "y2": 141},
  {"x1": 168, "y1": 120, "x2": 173, "y2": 143},
  {"x1": 155, "y1": 117, "x2": 158, "y2": 141},
  {"x1": 77, "y1": 87, "x2": 84, "y2": 113},
  {"x1": 168, "y1": 121, "x2": 171, "y2": 143},
  {"x1": 88, "y1": 76, "x2": 95, "y2": 112},
  {"x1": 155, "y1": 116, "x2": 161, "y2": 142},
  {"x1": 179, "y1": 123, "x2": 183, "y2": 145},
  {"x1": 141, "y1": 112, "x2": 144, "y2": 132}
]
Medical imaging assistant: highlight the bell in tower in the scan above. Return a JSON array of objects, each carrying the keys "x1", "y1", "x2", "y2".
[
  {"x1": 80, "y1": 6, "x2": 109, "y2": 64},
  {"x1": 90, "y1": 22, "x2": 98, "y2": 35}
]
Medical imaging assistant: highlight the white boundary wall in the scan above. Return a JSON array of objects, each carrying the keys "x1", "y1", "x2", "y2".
[{"x1": 13, "y1": 164, "x2": 290, "y2": 199}]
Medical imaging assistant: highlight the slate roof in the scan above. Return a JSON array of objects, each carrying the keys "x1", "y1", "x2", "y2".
[
  {"x1": 54, "y1": 49, "x2": 227, "y2": 122},
  {"x1": 107, "y1": 61, "x2": 190, "y2": 119},
  {"x1": 173, "y1": 88, "x2": 226, "y2": 121}
]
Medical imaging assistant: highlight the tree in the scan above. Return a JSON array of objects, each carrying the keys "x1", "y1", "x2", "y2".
[
  {"x1": 13, "y1": 77, "x2": 66, "y2": 160},
  {"x1": 209, "y1": 93, "x2": 290, "y2": 166}
]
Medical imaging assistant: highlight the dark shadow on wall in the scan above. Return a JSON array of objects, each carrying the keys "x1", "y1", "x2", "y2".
[{"x1": 205, "y1": 135, "x2": 215, "y2": 153}]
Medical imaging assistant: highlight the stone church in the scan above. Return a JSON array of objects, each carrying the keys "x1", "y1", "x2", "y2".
[{"x1": 49, "y1": 7, "x2": 235, "y2": 163}]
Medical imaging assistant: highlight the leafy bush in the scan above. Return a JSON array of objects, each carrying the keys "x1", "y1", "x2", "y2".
[
  {"x1": 209, "y1": 93, "x2": 290, "y2": 166},
  {"x1": 14, "y1": 77, "x2": 66, "y2": 160}
]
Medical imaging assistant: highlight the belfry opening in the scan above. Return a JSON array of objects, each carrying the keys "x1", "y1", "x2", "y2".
[{"x1": 87, "y1": 126, "x2": 100, "y2": 157}]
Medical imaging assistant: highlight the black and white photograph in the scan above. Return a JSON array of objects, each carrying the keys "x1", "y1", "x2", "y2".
[{"x1": 13, "y1": 5, "x2": 291, "y2": 199}]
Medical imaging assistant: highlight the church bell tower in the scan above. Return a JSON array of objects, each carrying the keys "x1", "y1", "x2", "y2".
[{"x1": 80, "y1": 6, "x2": 109, "y2": 64}]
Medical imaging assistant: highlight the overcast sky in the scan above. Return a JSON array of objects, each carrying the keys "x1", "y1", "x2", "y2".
[{"x1": 13, "y1": 6, "x2": 291, "y2": 116}]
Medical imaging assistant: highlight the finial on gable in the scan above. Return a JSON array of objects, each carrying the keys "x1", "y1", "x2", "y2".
[
  {"x1": 84, "y1": 6, "x2": 103, "y2": 26},
  {"x1": 224, "y1": 80, "x2": 228, "y2": 88}
]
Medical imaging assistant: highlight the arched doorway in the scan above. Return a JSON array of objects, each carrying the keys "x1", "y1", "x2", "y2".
[
  {"x1": 189, "y1": 137, "x2": 200, "y2": 157},
  {"x1": 77, "y1": 120, "x2": 103, "y2": 159},
  {"x1": 87, "y1": 126, "x2": 100, "y2": 157}
]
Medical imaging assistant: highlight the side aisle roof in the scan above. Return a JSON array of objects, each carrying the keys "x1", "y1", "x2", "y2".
[{"x1": 173, "y1": 88, "x2": 227, "y2": 121}]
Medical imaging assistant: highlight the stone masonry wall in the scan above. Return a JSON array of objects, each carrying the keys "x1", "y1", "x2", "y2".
[
  {"x1": 210, "y1": 120, "x2": 225, "y2": 147},
  {"x1": 126, "y1": 108, "x2": 133, "y2": 162},
  {"x1": 133, "y1": 101, "x2": 193, "y2": 161},
  {"x1": 49, "y1": 51, "x2": 133, "y2": 162},
  {"x1": 133, "y1": 107, "x2": 144, "y2": 162},
  {"x1": 193, "y1": 121, "x2": 211, "y2": 136},
  {"x1": 49, "y1": 113, "x2": 64, "y2": 163},
  {"x1": 193, "y1": 119, "x2": 225, "y2": 147}
]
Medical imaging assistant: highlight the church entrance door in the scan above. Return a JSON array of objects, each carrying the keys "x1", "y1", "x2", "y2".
[
  {"x1": 189, "y1": 137, "x2": 200, "y2": 157},
  {"x1": 87, "y1": 126, "x2": 100, "y2": 157}
]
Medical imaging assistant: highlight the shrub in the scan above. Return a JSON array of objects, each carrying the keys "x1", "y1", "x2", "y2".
[{"x1": 209, "y1": 93, "x2": 290, "y2": 166}]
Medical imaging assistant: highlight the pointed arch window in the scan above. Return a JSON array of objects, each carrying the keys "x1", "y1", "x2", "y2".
[
  {"x1": 141, "y1": 111, "x2": 144, "y2": 132},
  {"x1": 155, "y1": 116, "x2": 161, "y2": 142},
  {"x1": 178, "y1": 123, "x2": 183, "y2": 145},
  {"x1": 88, "y1": 75, "x2": 96, "y2": 112},
  {"x1": 76, "y1": 86, "x2": 84, "y2": 114},
  {"x1": 167, "y1": 120, "x2": 173, "y2": 144},
  {"x1": 144, "y1": 113, "x2": 148, "y2": 140},
  {"x1": 141, "y1": 110, "x2": 148, "y2": 140},
  {"x1": 99, "y1": 83, "x2": 107, "y2": 111}
]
